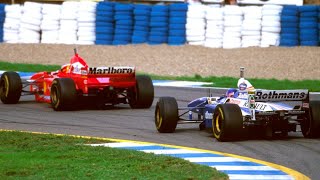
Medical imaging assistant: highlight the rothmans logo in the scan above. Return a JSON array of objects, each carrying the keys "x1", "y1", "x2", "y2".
[
  {"x1": 89, "y1": 67, "x2": 135, "y2": 74},
  {"x1": 255, "y1": 90, "x2": 308, "y2": 101}
]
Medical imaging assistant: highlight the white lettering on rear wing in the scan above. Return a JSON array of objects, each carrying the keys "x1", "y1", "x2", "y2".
[
  {"x1": 255, "y1": 89, "x2": 309, "y2": 101},
  {"x1": 88, "y1": 67, "x2": 135, "y2": 74}
]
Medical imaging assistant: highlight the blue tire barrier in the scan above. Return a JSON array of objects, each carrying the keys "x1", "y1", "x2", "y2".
[
  {"x1": 114, "y1": 15, "x2": 132, "y2": 20},
  {"x1": 169, "y1": 3, "x2": 188, "y2": 11},
  {"x1": 281, "y1": 22, "x2": 299, "y2": 28},
  {"x1": 115, "y1": 29, "x2": 133, "y2": 34},
  {"x1": 282, "y1": 5, "x2": 299, "y2": 11},
  {"x1": 134, "y1": 4, "x2": 151, "y2": 10},
  {"x1": 168, "y1": 36, "x2": 186, "y2": 44},
  {"x1": 299, "y1": 5, "x2": 318, "y2": 12},
  {"x1": 300, "y1": 11, "x2": 318, "y2": 17},
  {"x1": 134, "y1": 15, "x2": 150, "y2": 21},
  {"x1": 169, "y1": 23, "x2": 186, "y2": 29},
  {"x1": 299, "y1": 22, "x2": 318, "y2": 28},
  {"x1": 152, "y1": 5, "x2": 169, "y2": 12},
  {"x1": 300, "y1": 40, "x2": 318, "y2": 46},
  {"x1": 300, "y1": 29, "x2": 318, "y2": 35},
  {"x1": 114, "y1": 25, "x2": 133, "y2": 30},
  {"x1": 134, "y1": 9, "x2": 150, "y2": 15},
  {"x1": 150, "y1": 16, "x2": 168, "y2": 22},
  {"x1": 281, "y1": 33, "x2": 299, "y2": 39},
  {"x1": 115, "y1": 26, "x2": 133, "y2": 32},
  {"x1": 280, "y1": 16, "x2": 299, "y2": 22},
  {"x1": 133, "y1": 26, "x2": 149, "y2": 31},
  {"x1": 151, "y1": 11, "x2": 169, "y2": 17},
  {"x1": 115, "y1": 11, "x2": 132, "y2": 16},
  {"x1": 96, "y1": 34, "x2": 114, "y2": 41},
  {"x1": 149, "y1": 35, "x2": 168, "y2": 42},
  {"x1": 96, "y1": 16, "x2": 114, "y2": 22},
  {"x1": 149, "y1": 31, "x2": 168, "y2": 36},
  {"x1": 95, "y1": 22, "x2": 114, "y2": 27},
  {"x1": 169, "y1": 11, "x2": 187, "y2": 17},
  {"x1": 300, "y1": 34, "x2": 318, "y2": 41},
  {"x1": 115, "y1": 4, "x2": 134, "y2": 11},
  {"x1": 96, "y1": 11, "x2": 114, "y2": 17},
  {"x1": 96, "y1": 27, "x2": 114, "y2": 33},
  {"x1": 132, "y1": 30, "x2": 148, "y2": 37},
  {"x1": 134, "y1": 20, "x2": 149, "y2": 26},
  {"x1": 150, "y1": 27, "x2": 168, "y2": 32},
  {"x1": 131, "y1": 36, "x2": 148, "y2": 44},
  {"x1": 279, "y1": 39, "x2": 299, "y2": 46},
  {"x1": 96, "y1": 5, "x2": 114, "y2": 12},
  {"x1": 116, "y1": 19, "x2": 134, "y2": 25},
  {"x1": 281, "y1": 27, "x2": 298, "y2": 33},
  {"x1": 114, "y1": 34, "x2": 132, "y2": 41},
  {"x1": 112, "y1": 40, "x2": 130, "y2": 45},
  {"x1": 169, "y1": 29, "x2": 186, "y2": 36},
  {"x1": 300, "y1": 17, "x2": 318, "y2": 23},
  {"x1": 149, "y1": 21, "x2": 168, "y2": 27},
  {"x1": 95, "y1": 40, "x2": 113, "y2": 45},
  {"x1": 169, "y1": 17, "x2": 187, "y2": 24}
]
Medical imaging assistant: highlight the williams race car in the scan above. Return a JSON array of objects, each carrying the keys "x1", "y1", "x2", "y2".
[
  {"x1": 0, "y1": 49, "x2": 154, "y2": 111},
  {"x1": 155, "y1": 68, "x2": 320, "y2": 141}
]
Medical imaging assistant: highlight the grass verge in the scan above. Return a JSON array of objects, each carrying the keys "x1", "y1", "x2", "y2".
[
  {"x1": 0, "y1": 131, "x2": 228, "y2": 179},
  {"x1": 1, "y1": 61, "x2": 319, "y2": 92}
]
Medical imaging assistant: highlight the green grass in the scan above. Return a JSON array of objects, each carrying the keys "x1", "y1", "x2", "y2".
[
  {"x1": 1, "y1": 61, "x2": 319, "y2": 92},
  {"x1": 0, "y1": 131, "x2": 228, "y2": 179}
]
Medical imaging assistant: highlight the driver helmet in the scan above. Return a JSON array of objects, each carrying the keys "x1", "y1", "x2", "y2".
[
  {"x1": 226, "y1": 88, "x2": 237, "y2": 97},
  {"x1": 60, "y1": 63, "x2": 71, "y2": 73}
]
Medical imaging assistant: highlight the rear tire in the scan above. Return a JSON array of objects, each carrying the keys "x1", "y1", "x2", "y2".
[
  {"x1": 0, "y1": 71, "x2": 22, "y2": 104},
  {"x1": 129, "y1": 75, "x2": 154, "y2": 109},
  {"x1": 155, "y1": 97, "x2": 178, "y2": 133},
  {"x1": 213, "y1": 104, "x2": 245, "y2": 142},
  {"x1": 301, "y1": 101, "x2": 320, "y2": 138},
  {"x1": 50, "y1": 78, "x2": 77, "y2": 111}
]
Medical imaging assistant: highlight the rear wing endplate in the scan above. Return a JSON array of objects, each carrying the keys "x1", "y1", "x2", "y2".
[{"x1": 255, "y1": 89, "x2": 309, "y2": 102}]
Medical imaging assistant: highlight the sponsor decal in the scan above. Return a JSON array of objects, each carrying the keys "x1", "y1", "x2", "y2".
[
  {"x1": 244, "y1": 101, "x2": 268, "y2": 111},
  {"x1": 255, "y1": 90, "x2": 308, "y2": 101},
  {"x1": 205, "y1": 111, "x2": 213, "y2": 119},
  {"x1": 89, "y1": 67, "x2": 134, "y2": 74}
]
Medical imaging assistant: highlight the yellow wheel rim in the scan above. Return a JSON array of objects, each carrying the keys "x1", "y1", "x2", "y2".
[{"x1": 156, "y1": 108, "x2": 162, "y2": 129}]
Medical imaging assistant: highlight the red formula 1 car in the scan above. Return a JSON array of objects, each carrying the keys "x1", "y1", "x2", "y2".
[{"x1": 0, "y1": 49, "x2": 154, "y2": 111}]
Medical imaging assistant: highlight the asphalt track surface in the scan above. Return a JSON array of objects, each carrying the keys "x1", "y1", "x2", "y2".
[{"x1": 1, "y1": 86, "x2": 319, "y2": 179}]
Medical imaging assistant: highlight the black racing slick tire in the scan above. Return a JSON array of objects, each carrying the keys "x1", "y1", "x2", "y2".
[
  {"x1": 213, "y1": 104, "x2": 245, "y2": 142},
  {"x1": 129, "y1": 75, "x2": 154, "y2": 109},
  {"x1": 0, "y1": 71, "x2": 22, "y2": 104},
  {"x1": 50, "y1": 78, "x2": 77, "y2": 111},
  {"x1": 155, "y1": 97, "x2": 178, "y2": 133},
  {"x1": 301, "y1": 101, "x2": 320, "y2": 138}
]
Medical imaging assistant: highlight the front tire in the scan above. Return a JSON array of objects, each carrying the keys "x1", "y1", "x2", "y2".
[
  {"x1": 50, "y1": 78, "x2": 77, "y2": 111},
  {"x1": 129, "y1": 75, "x2": 154, "y2": 109},
  {"x1": 213, "y1": 104, "x2": 245, "y2": 142},
  {"x1": 301, "y1": 101, "x2": 320, "y2": 138},
  {"x1": 0, "y1": 71, "x2": 22, "y2": 104},
  {"x1": 155, "y1": 97, "x2": 178, "y2": 133}
]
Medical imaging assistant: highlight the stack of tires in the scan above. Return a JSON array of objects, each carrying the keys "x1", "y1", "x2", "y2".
[
  {"x1": 299, "y1": 5, "x2": 319, "y2": 46},
  {"x1": 77, "y1": 1, "x2": 97, "y2": 45},
  {"x1": 40, "y1": 4, "x2": 60, "y2": 44},
  {"x1": 19, "y1": 2, "x2": 42, "y2": 43},
  {"x1": 95, "y1": 2, "x2": 115, "y2": 45},
  {"x1": 241, "y1": 6, "x2": 262, "y2": 48},
  {"x1": 3, "y1": 5, "x2": 21, "y2": 43},
  {"x1": 0, "y1": 4, "x2": 5, "y2": 42},
  {"x1": 148, "y1": 5, "x2": 169, "y2": 45},
  {"x1": 167, "y1": 3, "x2": 188, "y2": 46},
  {"x1": 186, "y1": 3, "x2": 206, "y2": 46},
  {"x1": 279, "y1": 5, "x2": 299, "y2": 47},
  {"x1": 113, "y1": 3, "x2": 134, "y2": 45},
  {"x1": 58, "y1": 1, "x2": 79, "y2": 44},
  {"x1": 261, "y1": 5, "x2": 282, "y2": 47},
  {"x1": 204, "y1": 5, "x2": 224, "y2": 48},
  {"x1": 132, "y1": 4, "x2": 151, "y2": 44},
  {"x1": 223, "y1": 5, "x2": 243, "y2": 49}
]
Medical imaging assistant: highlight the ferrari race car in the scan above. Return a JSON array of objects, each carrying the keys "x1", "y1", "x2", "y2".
[
  {"x1": 0, "y1": 49, "x2": 154, "y2": 111},
  {"x1": 155, "y1": 68, "x2": 320, "y2": 141}
]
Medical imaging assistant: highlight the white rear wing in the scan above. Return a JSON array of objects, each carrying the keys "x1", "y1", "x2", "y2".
[{"x1": 255, "y1": 89, "x2": 309, "y2": 102}]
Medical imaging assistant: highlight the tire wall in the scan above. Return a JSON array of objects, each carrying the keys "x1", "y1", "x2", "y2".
[{"x1": 0, "y1": 1, "x2": 319, "y2": 48}]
